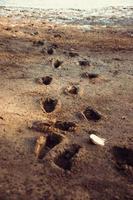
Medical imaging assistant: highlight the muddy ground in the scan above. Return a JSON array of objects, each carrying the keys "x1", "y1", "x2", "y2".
[{"x1": 0, "y1": 9, "x2": 133, "y2": 200}]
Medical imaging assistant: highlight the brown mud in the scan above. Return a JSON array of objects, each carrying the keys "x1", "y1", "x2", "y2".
[{"x1": 0, "y1": 10, "x2": 133, "y2": 200}]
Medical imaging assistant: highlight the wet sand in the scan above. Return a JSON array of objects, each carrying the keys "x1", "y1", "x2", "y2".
[{"x1": 0, "y1": 7, "x2": 133, "y2": 200}]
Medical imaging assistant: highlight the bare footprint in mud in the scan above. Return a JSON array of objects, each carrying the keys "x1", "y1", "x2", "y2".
[
  {"x1": 37, "y1": 133, "x2": 63, "y2": 159},
  {"x1": 28, "y1": 120, "x2": 54, "y2": 133},
  {"x1": 54, "y1": 121, "x2": 77, "y2": 132},
  {"x1": 40, "y1": 97, "x2": 61, "y2": 113},
  {"x1": 54, "y1": 144, "x2": 81, "y2": 170},
  {"x1": 83, "y1": 107, "x2": 102, "y2": 122},
  {"x1": 112, "y1": 146, "x2": 133, "y2": 178},
  {"x1": 36, "y1": 76, "x2": 52, "y2": 85}
]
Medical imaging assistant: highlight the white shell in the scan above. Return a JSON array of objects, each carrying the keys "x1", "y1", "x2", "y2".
[{"x1": 90, "y1": 134, "x2": 106, "y2": 146}]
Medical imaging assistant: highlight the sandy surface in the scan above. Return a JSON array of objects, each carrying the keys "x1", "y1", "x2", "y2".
[{"x1": 0, "y1": 7, "x2": 133, "y2": 200}]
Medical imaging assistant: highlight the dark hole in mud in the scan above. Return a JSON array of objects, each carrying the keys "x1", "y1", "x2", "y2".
[
  {"x1": 81, "y1": 72, "x2": 99, "y2": 79},
  {"x1": 67, "y1": 86, "x2": 79, "y2": 95},
  {"x1": 69, "y1": 52, "x2": 79, "y2": 57},
  {"x1": 55, "y1": 144, "x2": 81, "y2": 170},
  {"x1": 112, "y1": 146, "x2": 133, "y2": 171},
  {"x1": 42, "y1": 76, "x2": 52, "y2": 85},
  {"x1": 79, "y1": 60, "x2": 90, "y2": 66},
  {"x1": 42, "y1": 98, "x2": 58, "y2": 113},
  {"x1": 33, "y1": 40, "x2": 44, "y2": 46},
  {"x1": 47, "y1": 47, "x2": 54, "y2": 55},
  {"x1": 5, "y1": 27, "x2": 12, "y2": 31},
  {"x1": 54, "y1": 60, "x2": 63, "y2": 68},
  {"x1": 83, "y1": 107, "x2": 102, "y2": 122},
  {"x1": 51, "y1": 43, "x2": 58, "y2": 49},
  {"x1": 113, "y1": 57, "x2": 122, "y2": 61},
  {"x1": 54, "y1": 34, "x2": 61, "y2": 38},
  {"x1": 30, "y1": 120, "x2": 53, "y2": 133},
  {"x1": 38, "y1": 133, "x2": 63, "y2": 159},
  {"x1": 55, "y1": 121, "x2": 76, "y2": 132},
  {"x1": 45, "y1": 134, "x2": 62, "y2": 149}
]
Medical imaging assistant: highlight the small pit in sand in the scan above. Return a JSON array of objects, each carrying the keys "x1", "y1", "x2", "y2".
[
  {"x1": 112, "y1": 146, "x2": 133, "y2": 177},
  {"x1": 64, "y1": 85, "x2": 80, "y2": 95},
  {"x1": 54, "y1": 60, "x2": 63, "y2": 68},
  {"x1": 54, "y1": 121, "x2": 77, "y2": 132},
  {"x1": 41, "y1": 98, "x2": 59, "y2": 113},
  {"x1": 83, "y1": 106, "x2": 102, "y2": 122},
  {"x1": 37, "y1": 133, "x2": 63, "y2": 159},
  {"x1": 42, "y1": 76, "x2": 52, "y2": 85},
  {"x1": 54, "y1": 144, "x2": 81, "y2": 170}
]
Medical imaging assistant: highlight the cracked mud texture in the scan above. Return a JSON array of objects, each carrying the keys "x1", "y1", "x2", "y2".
[{"x1": 0, "y1": 7, "x2": 133, "y2": 200}]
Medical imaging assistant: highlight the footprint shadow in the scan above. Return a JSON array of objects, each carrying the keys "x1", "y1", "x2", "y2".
[
  {"x1": 112, "y1": 146, "x2": 133, "y2": 178},
  {"x1": 38, "y1": 133, "x2": 63, "y2": 159},
  {"x1": 54, "y1": 121, "x2": 77, "y2": 132},
  {"x1": 54, "y1": 144, "x2": 81, "y2": 170}
]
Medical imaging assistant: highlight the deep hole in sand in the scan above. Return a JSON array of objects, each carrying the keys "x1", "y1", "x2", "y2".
[
  {"x1": 47, "y1": 47, "x2": 54, "y2": 55},
  {"x1": 42, "y1": 98, "x2": 58, "y2": 113},
  {"x1": 42, "y1": 76, "x2": 52, "y2": 85},
  {"x1": 54, "y1": 144, "x2": 81, "y2": 170},
  {"x1": 45, "y1": 133, "x2": 62, "y2": 149},
  {"x1": 55, "y1": 121, "x2": 76, "y2": 132},
  {"x1": 112, "y1": 146, "x2": 133, "y2": 171},
  {"x1": 83, "y1": 106, "x2": 102, "y2": 121},
  {"x1": 38, "y1": 133, "x2": 63, "y2": 159},
  {"x1": 54, "y1": 60, "x2": 63, "y2": 68},
  {"x1": 66, "y1": 85, "x2": 79, "y2": 95}
]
